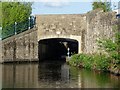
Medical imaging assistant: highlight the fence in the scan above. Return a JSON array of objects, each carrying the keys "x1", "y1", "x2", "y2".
[{"x1": 2, "y1": 16, "x2": 36, "y2": 40}]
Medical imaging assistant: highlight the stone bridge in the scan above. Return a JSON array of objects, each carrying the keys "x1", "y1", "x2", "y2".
[{"x1": 0, "y1": 9, "x2": 116, "y2": 63}]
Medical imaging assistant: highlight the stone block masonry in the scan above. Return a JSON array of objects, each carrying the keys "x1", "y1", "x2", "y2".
[
  {"x1": 36, "y1": 9, "x2": 117, "y2": 54},
  {"x1": 84, "y1": 9, "x2": 117, "y2": 54},
  {"x1": 1, "y1": 9, "x2": 117, "y2": 63},
  {"x1": 2, "y1": 28, "x2": 38, "y2": 63}
]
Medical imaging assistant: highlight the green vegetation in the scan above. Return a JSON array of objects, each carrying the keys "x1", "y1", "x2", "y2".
[
  {"x1": 92, "y1": 0, "x2": 111, "y2": 12},
  {"x1": 93, "y1": 54, "x2": 110, "y2": 71},
  {"x1": 98, "y1": 26, "x2": 120, "y2": 58},
  {"x1": 69, "y1": 53, "x2": 110, "y2": 71},
  {"x1": 98, "y1": 25, "x2": 120, "y2": 74},
  {"x1": 0, "y1": 2, "x2": 2, "y2": 39},
  {"x1": 0, "y1": 2, "x2": 2, "y2": 27},
  {"x1": 2, "y1": 2, "x2": 32, "y2": 28},
  {"x1": 1, "y1": 2, "x2": 33, "y2": 39},
  {"x1": 69, "y1": 26, "x2": 120, "y2": 75}
]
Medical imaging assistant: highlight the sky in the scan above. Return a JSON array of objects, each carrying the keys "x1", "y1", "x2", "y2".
[
  {"x1": 32, "y1": 2, "x2": 93, "y2": 15},
  {"x1": 31, "y1": 0, "x2": 120, "y2": 15}
]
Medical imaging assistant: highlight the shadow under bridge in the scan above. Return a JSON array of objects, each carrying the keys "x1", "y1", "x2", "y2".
[{"x1": 38, "y1": 38, "x2": 78, "y2": 62}]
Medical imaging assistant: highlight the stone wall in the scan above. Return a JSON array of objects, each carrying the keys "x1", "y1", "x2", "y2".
[
  {"x1": 1, "y1": 9, "x2": 117, "y2": 62},
  {"x1": 36, "y1": 10, "x2": 117, "y2": 54},
  {"x1": 2, "y1": 28, "x2": 38, "y2": 62},
  {"x1": 85, "y1": 9, "x2": 117, "y2": 54},
  {"x1": 36, "y1": 14, "x2": 86, "y2": 53},
  {"x1": 36, "y1": 14, "x2": 86, "y2": 36},
  {"x1": 0, "y1": 40, "x2": 2, "y2": 63}
]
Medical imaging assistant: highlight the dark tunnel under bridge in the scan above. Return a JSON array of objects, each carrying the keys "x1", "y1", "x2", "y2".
[{"x1": 38, "y1": 38, "x2": 78, "y2": 62}]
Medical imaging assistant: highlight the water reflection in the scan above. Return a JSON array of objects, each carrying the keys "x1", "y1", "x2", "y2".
[
  {"x1": 38, "y1": 61, "x2": 71, "y2": 88},
  {"x1": 2, "y1": 63, "x2": 38, "y2": 88},
  {"x1": 0, "y1": 64, "x2": 2, "y2": 90},
  {"x1": 2, "y1": 61, "x2": 120, "y2": 88}
]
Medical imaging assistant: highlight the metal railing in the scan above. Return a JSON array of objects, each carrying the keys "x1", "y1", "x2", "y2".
[{"x1": 2, "y1": 16, "x2": 36, "y2": 40}]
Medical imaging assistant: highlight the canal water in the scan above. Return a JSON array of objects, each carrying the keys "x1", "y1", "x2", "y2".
[{"x1": 1, "y1": 61, "x2": 120, "y2": 88}]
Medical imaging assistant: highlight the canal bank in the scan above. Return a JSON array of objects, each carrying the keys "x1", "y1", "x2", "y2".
[{"x1": 68, "y1": 53, "x2": 120, "y2": 76}]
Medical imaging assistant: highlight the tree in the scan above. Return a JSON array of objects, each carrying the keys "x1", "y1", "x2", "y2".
[
  {"x1": 92, "y1": 0, "x2": 111, "y2": 12},
  {"x1": 1, "y1": 2, "x2": 32, "y2": 39},
  {"x1": 2, "y1": 2, "x2": 32, "y2": 28},
  {"x1": 0, "y1": 2, "x2": 2, "y2": 27}
]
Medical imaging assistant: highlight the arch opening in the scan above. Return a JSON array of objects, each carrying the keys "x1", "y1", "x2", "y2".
[{"x1": 38, "y1": 38, "x2": 78, "y2": 62}]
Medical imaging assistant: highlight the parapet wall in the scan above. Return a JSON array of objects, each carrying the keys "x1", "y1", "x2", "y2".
[
  {"x1": 36, "y1": 14, "x2": 86, "y2": 36},
  {"x1": 2, "y1": 28, "x2": 38, "y2": 62}
]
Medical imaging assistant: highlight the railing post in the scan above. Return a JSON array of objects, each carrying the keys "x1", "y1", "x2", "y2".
[
  {"x1": 15, "y1": 22, "x2": 17, "y2": 35},
  {"x1": 33, "y1": 15, "x2": 36, "y2": 27},
  {"x1": 28, "y1": 17, "x2": 30, "y2": 29},
  {"x1": 0, "y1": 27, "x2": 2, "y2": 39}
]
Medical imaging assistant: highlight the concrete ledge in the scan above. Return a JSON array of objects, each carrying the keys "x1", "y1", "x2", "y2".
[{"x1": 2, "y1": 59, "x2": 39, "y2": 64}]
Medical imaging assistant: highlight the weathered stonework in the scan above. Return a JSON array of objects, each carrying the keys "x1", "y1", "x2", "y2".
[
  {"x1": 2, "y1": 28, "x2": 38, "y2": 62},
  {"x1": 85, "y1": 9, "x2": 116, "y2": 54},
  {"x1": 36, "y1": 9, "x2": 116, "y2": 54},
  {"x1": 1, "y1": 9, "x2": 117, "y2": 63},
  {"x1": 36, "y1": 14, "x2": 86, "y2": 36},
  {"x1": 36, "y1": 14, "x2": 86, "y2": 54}
]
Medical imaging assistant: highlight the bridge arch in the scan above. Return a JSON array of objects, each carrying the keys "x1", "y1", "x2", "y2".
[{"x1": 38, "y1": 35, "x2": 82, "y2": 61}]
